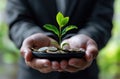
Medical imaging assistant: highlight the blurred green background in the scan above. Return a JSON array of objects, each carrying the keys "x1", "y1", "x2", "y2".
[{"x1": 0, "y1": 0, "x2": 120, "y2": 79}]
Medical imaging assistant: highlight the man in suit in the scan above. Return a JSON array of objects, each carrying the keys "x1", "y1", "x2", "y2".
[{"x1": 6, "y1": 0, "x2": 114, "y2": 79}]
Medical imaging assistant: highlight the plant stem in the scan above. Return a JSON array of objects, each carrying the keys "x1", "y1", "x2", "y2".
[{"x1": 59, "y1": 26, "x2": 62, "y2": 45}]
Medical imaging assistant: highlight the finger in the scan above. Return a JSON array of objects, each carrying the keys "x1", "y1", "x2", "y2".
[
  {"x1": 52, "y1": 61, "x2": 60, "y2": 70},
  {"x1": 63, "y1": 65, "x2": 80, "y2": 73},
  {"x1": 85, "y1": 40, "x2": 98, "y2": 62},
  {"x1": 38, "y1": 67, "x2": 52, "y2": 73},
  {"x1": 60, "y1": 60, "x2": 79, "y2": 72},
  {"x1": 68, "y1": 58, "x2": 85, "y2": 68},
  {"x1": 26, "y1": 59, "x2": 52, "y2": 73},
  {"x1": 60, "y1": 60, "x2": 68, "y2": 69},
  {"x1": 20, "y1": 46, "x2": 33, "y2": 62},
  {"x1": 24, "y1": 49, "x2": 33, "y2": 61},
  {"x1": 20, "y1": 37, "x2": 33, "y2": 58},
  {"x1": 35, "y1": 59, "x2": 52, "y2": 73},
  {"x1": 38, "y1": 61, "x2": 52, "y2": 73},
  {"x1": 70, "y1": 58, "x2": 92, "y2": 70},
  {"x1": 31, "y1": 59, "x2": 51, "y2": 68}
]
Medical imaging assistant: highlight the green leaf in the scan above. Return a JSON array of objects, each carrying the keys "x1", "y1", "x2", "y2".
[
  {"x1": 61, "y1": 17, "x2": 69, "y2": 27},
  {"x1": 62, "y1": 25, "x2": 78, "y2": 36},
  {"x1": 56, "y1": 12, "x2": 69, "y2": 27},
  {"x1": 43, "y1": 24, "x2": 59, "y2": 36},
  {"x1": 56, "y1": 12, "x2": 64, "y2": 27}
]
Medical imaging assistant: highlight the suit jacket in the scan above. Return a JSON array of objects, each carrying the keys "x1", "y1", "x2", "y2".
[{"x1": 6, "y1": 0, "x2": 114, "y2": 79}]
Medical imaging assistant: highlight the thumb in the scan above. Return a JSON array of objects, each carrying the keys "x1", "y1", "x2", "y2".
[
  {"x1": 85, "y1": 50, "x2": 93, "y2": 62},
  {"x1": 85, "y1": 40, "x2": 98, "y2": 62},
  {"x1": 20, "y1": 48, "x2": 33, "y2": 62}
]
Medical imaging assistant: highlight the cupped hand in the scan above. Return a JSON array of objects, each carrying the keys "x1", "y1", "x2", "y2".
[
  {"x1": 20, "y1": 33, "x2": 60, "y2": 73},
  {"x1": 60, "y1": 34, "x2": 98, "y2": 72}
]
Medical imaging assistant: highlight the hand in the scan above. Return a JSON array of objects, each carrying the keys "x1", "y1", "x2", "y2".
[
  {"x1": 20, "y1": 33, "x2": 60, "y2": 73},
  {"x1": 60, "y1": 34, "x2": 98, "y2": 72}
]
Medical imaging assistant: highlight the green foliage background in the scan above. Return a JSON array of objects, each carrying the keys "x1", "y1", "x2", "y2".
[
  {"x1": 0, "y1": 0, "x2": 120, "y2": 79},
  {"x1": 0, "y1": 0, "x2": 19, "y2": 64},
  {"x1": 98, "y1": 0, "x2": 120, "y2": 79}
]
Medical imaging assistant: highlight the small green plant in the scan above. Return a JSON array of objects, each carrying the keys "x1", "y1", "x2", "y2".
[{"x1": 44, "y1": 12, "x2": 78, "y2": 49}]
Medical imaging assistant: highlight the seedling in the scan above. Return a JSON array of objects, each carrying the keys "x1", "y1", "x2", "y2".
[
  {"x1": 43, "y1": 12, "x2": 78, "y2": 49},
  {"x1": 32, "y1": 12, "x2": 85, "y2": 60}
]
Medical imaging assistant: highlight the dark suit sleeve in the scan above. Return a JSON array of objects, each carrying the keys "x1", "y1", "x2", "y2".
[
  {"x1": 6, "y1": 0, "x2": 53, "y2": 48},
  {"x1": 78, "y1": 0, "x2": 114, "y2": 50}
]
